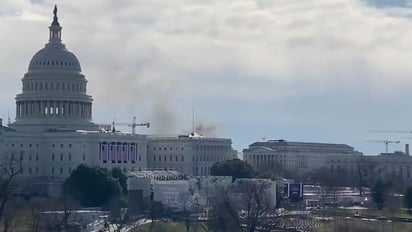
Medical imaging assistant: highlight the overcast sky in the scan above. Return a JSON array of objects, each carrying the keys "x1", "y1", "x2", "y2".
[{"x1": 2, "y1": 0, "x2": 412, "y2": 154}]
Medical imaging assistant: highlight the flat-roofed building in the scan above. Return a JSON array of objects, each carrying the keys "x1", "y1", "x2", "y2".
[
  {"x1": 147, "y1": 133, "x2": 235, "y2": 175},
  {"x1": 326, "y1": 146, "x2": 412, "y2": 184},
  {"x1": 243, "y1": 139, "x2": 361, "y2": 175}
]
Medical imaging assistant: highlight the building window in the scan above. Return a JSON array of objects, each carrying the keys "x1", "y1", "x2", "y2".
[
  {"x1": 60, "y1": 167, "x2": 63, "y2": 174},
  {"x1": 20, "y1": 151, "x2": 24, "y2": 161},
  {"x1": 69, "y1": 167, "x2": 72, "y2": 174},
  {"x1": 36, "y1": 154, "x2": 39, "y2": 161},
  {"x1": 60, "y1": 154, "x2": 63, "y2": 161},
  {"x1": 181, "y1": 156, "x2": 184, "y2": 162},
  {"x1": 29, "y1": 154, "x2": 32, "y2": 161},
  {"x1": 52, "y1": 154, "x2": 55, "y2": 161},
  {"x1": 51, "y1": 167, "x2": 55, "y2": 174},
  {"x1": 60, "y1": 144, "x2": 63, "y2": 148},
  {"x1": 175, "y1": 156, "x2": 178, "y2": 162},
  {"x1": 154, "y1": 155, "x2": 156, "y2": 161},
  {"x1": 69, "y1": 154, "x2": 72, "y2": 161},
  {"x1": 139, "y1": 156, "x2": 141, "y2": 162},
  {"x1": 170, "y1": 155, "x2": 172, "y2": 162},
  {"x1": 82, "y1": 154, "x2": 86, "y2": 161}
]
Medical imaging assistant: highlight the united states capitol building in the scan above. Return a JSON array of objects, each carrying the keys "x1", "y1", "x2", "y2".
[
  {"x1": 6, "y1": 7, "x2": 412, "y2": 198},
  {"x1": 0, "y1": 8, "x2": 234, "y2": 194}
]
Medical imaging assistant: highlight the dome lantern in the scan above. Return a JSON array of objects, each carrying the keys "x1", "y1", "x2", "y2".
[{"x1": 49, "y1": 5, "x2": 62, "y2": 44}]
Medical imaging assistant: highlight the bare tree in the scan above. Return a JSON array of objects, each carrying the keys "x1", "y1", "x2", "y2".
[
  {"x1": 29, "y1": 195, "x2": 80, "y2": 232},
  {"x1": 237, "y1": 180, "x2": 280, "y2": 232},
  {"x1": 27, "y1": 197, "x2": 58, "y2": 232},
  {"x1": 0, "y1": 156, "x2": 22, "y2": 229},
  {"x1": 29, "y1": 200, "x2": 44, "y2": 232},
  {"x1": 105, "y1": 196, "x2": 129, "y2": 232},
  {"x1": 57, "y1": 195, "x2": 78, "y2": 231},
  {"x1": 148, "y1": 201, "x2": 165, "y2": 232},
  {"x1": 177, "y1": 192, "x2": 209, "y2": 232},
  {"x1": 208, "y1": 181, "x2": 280, "y2": 232},
  {"x1": 178, "y1": 192, "x2": 196, "y2": 232},
  {"x1": 208, "y1": 186, "x2": 240, "y2": 232},
  {"x1": 355, "y1": 156, "x2": 377, "y2": 196},
  {"x1": 1, "y1": 200, "x2": 17, "y2": 232}
]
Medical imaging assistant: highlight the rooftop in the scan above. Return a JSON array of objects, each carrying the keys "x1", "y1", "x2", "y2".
[{"x1": 250, "y1": 139, "x2": 353, "y2": 149}]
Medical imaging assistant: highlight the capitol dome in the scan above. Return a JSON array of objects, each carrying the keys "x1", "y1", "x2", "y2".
[
  {"x1": 27, "y1": 6, "x2": 81, "y2": 73},
  {"x1": 28, "y1": 46, "x2": 81, "y2": 72},
  {"x1": 11, "y1": 6, "x2": 97, "y2": 132}
]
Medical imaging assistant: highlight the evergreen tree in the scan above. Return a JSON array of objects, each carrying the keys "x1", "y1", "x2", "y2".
[
  {"x1": 371, "y1": 180, "x2": 392, "y2": 210},
  {"x1": 63, "y1": 164, "x2": 122, "y2": 207},
  {"x1": 111, "y1": 167, "x2": 128, "y2": 195},
  {"x1": 404, "y1": 186, "x2": 412, "y2": 213},
  {"x1": 211, "y1": 159, "x2": 254, "y2": 181}
]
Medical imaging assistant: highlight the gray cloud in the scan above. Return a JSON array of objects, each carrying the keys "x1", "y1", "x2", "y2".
[
  {"x1": 363, "y1": 0, "x2": 412, "y2": 8},
  {"x1": 2, "y1": 0, "x2": 412, "y2": 153}
]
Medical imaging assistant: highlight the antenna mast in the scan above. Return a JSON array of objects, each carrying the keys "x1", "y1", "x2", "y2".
[{"x1": 192, "y1": 108, "x2": 195, "y2": 135}]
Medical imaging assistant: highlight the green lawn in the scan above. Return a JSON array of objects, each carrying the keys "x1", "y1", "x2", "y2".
[{"x1": 132, "y1": 221, "x2": 207, "y2": 232}]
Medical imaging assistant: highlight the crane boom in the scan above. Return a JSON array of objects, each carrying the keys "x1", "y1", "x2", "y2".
[
  {"x1": 113, "y1": 116, "x2": 150, "y2": 134},
  {"x1": 369, "y1": 130, "x2": 412, "y2": 134},
  {"x1": 366, "y1": 140, "x2": 400, "y2": 153}
]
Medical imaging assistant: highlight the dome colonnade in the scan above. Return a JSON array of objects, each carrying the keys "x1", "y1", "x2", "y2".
[{"x1": 12, "y1": 6, "x2": 96, "y2": 131}]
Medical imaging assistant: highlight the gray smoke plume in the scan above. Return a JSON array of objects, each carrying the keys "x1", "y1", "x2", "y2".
[
  {"x1": 149, "y1": 98, "x2": 177, "y2": 134},
  {"x1": 192, "y1": 123, "x2": 220, "y2": 137}
]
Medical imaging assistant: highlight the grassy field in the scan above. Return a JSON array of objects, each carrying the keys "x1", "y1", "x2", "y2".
[
  {"x1": 132, "y1": 222, "x2": 186, "y2": 232},
  {"x1": 132, "y1": 221, "x2": 207, "y2": 232},
  {"x1": 319, "y1": 207, "x2": 412, "y2": 219},
  {"x1": 317, "y1": 219, "x2": 412, "y2": 232}
]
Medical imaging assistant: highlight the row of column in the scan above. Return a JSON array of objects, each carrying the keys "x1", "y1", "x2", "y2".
[{"x1": 16, "y1": 100, "x2": 92, "y2": 119}]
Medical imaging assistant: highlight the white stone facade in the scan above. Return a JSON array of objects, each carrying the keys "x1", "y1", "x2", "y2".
[
  {"x1": 326, "y1": 150, "x2": 412, "y2": 183},
  {"x1": 147, "y1": 134, "x2": 234, "y2": 175},
  {"x1": 243, "y1": 139, "x2": 361, "y2": 175},
  {"x1": 0, "y1": 8, "x2": 234, "y2": 195}
]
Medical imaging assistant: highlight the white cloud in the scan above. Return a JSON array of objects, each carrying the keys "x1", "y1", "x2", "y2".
[{"x1": 1, "y1": 0, "x2": 412, "y2": 152}]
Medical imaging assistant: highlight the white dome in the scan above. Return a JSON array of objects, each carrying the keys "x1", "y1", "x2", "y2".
[
  {"x1": 11, "y1": 6, "x2": 98, "y2": 132},
  {"x1": 28, "y1": 44, "x2": 81, "y2": 72},
  {"x1": 27, "y1": 5, "x2": 81, "y2": 73}
]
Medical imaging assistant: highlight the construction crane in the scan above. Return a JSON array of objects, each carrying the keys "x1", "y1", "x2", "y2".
[
  {"x1": 369, "y1": 129, "x2": 412, "y2": 134},
  {"x1": 113, "y1": 116, "x2": 150, "y2": 135},
  {"x1": 367, "y1": 140, "x2": 400, "y2": 153}
]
